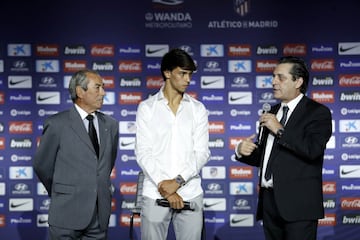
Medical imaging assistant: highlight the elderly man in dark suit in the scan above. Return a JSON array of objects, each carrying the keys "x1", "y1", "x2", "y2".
[
  {"x1": 33, "y1": 69, "x2": 119, "y2": 239},
  {"x1": 235, "y1": 56, "x2": 332, "y2": 240}
]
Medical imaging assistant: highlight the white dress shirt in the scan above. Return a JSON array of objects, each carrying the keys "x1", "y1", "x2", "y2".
[
  {"x1": 74, "y1": 104, "x2": 100, "y2": 143},
  {"x1": 135, "y1": 87, "x2": 211, "y2": 200},
  {"x1": 260, "y1": 94, "x2": 303, "y2": 188}
]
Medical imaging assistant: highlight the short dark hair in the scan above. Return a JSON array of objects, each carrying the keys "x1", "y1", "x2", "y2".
[
  {"x1": 160, "y1": 48, "x2": 197, "y2": 80},
  {"x1": 279, "y1": 56, "x2": 309, "y2": 93}
]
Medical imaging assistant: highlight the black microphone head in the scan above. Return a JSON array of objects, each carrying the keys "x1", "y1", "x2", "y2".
[{"x1": 262, "y1": 103, "x2": 271, "y2": 113}]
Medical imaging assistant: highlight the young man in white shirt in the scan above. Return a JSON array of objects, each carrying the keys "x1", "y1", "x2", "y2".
[{"x1": 135, "y1": 48, "x2": 210, "y2": 240}]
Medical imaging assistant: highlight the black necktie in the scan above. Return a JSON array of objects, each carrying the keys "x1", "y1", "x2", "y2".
[
  {"x1": 279, "y1": 105, "x2": 289, "y2": 126},
  {"x1": 264, "y1": 105, "x2": 289, "y2": 181},
  {"x1": 86, "y1": 114, "x2": 99, "y2": 158}
]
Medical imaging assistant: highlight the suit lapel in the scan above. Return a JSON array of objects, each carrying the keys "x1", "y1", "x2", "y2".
[
  {"x1": 69, "y1": 106, "x2": 95, "y2": 155},
  {"x1": 283, "y1": 96, "x2": 307, "y2": 130},
  {"x1": 97, "y1": 112, "x2": 109, "y2": 160},
  {"x1": 268, "y1": 96, "x2": 307, "y2": 161}
]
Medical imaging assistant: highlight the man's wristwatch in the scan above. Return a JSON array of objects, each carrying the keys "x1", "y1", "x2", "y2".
[
  {"x1": 276, "y1": 127, "x2": 285, "y2": 138},
  {"x1": 175, "y1": 175, "x2": 185, "y2": 187}
]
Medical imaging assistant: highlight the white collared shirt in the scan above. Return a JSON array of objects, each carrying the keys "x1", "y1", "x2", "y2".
[
  {"x1": 261, "y1": 94, "x2": 304, "y2": 188},
  {"x1": 74, "y1": 104, "x2": 100, "y2": 143},
  {"x1": 135, "y1": 87, "x2": 211, "y2": 200}
]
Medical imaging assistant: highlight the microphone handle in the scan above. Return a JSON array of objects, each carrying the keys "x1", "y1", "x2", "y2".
[{"x1": 156, "y1": 199, "x2": 195, "y2": 211}]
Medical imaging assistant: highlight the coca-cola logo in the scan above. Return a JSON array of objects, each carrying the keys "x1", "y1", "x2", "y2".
[
  {"x1": 118, "y1": 61, "x2": 142, "y2": 73},
  {"x1": 339, "y1": 74, "x2": 360, "y2": 87},
  {"x1": 283, "y1": 44, "x2": 306, "y2": 55},
  {"x1": 119, "y1": 182, "x2": 137, "y2": 195},
  {"x1": 91, "y1": 44, "x2": 114, "y2": 56},
  {"x1": 311, "y1": 59, "x2": 335, "y2": 71},
  {"x1": 341, "y1": 198, "x2": 360, "y2": 209},
  {"x1": 323, "y1": 182, "x2": 336, "y2": 194},
  {"x1": 9, "y1": 121, "x2": 33, "y2": 134},
  {"x1": 146, "y1": 76, "x2": 163, "y2": 89}
]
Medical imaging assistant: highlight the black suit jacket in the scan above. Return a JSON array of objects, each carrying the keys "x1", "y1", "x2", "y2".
[
  {"x1": 33, "y1": 106, "x2": 119, "y2": 230},
  {"x1": 237, "y1": 96, "x2": 332, "y2": 221}
]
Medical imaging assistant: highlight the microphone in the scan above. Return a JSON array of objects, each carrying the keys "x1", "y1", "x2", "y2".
[
  {"x1": 257, "y1": 103, "x2": 271, "y2": 145},
  {"x1": 156, "y1": 199, "x2": 195, "y2": 211}
]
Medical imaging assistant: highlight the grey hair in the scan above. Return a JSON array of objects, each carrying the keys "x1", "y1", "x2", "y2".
[{"x1": 68, "y1": 69, "x2": 99, "y2": 102}]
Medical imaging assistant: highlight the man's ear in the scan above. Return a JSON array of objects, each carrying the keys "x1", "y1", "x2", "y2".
[
  {"x1": 76, "y1": 86, "x2": 85, "y2": 99},
  {"x1": 296, "y1": 77, "x2": 303, "y2": 90},
  {"x1": 163, "y1": 70, "x2": 171, "y2": 79}
]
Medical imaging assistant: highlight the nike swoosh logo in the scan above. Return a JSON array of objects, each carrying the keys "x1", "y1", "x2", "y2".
[
  {"x1": 231, "y1": 217, "x2": 248, "y2": 224},
  {"x1": 120, "y1": 141, "x2": 135, "y2": 147},
  {"x1": 11, "y1": 201, "x2": 30, "y2": 208},
  {"x1": 37, "y1": 95, "x2": 56, "y2": 101},
  {"x1": 341, "y1": 168, "x2": 360, "y2": 175},
  {"x1": 9, "y1": 78, "x2": 30, "y2": 85},
  {"x1": 230, "y1": 95, "x2": 247, "y2": 101},
  {"x1": 38, "y1": 218, "x2": 48, "y2": 224},
  {"x1": 339, "y1": 45, "x2": 360, "y2": 52},
  {"x1": 146, "y1": 48, "x2": 165, "y2": 55},
  {"x1": 202, "y1": 79, "x2": 220, "y2": 86},
  {"x1": 204, "y1": 201, "x2": 222, "y2": 208}
]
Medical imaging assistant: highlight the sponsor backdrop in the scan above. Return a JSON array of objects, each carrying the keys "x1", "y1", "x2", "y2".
[{"x1": 0, "y1": 0, "x2": 360, "y2": 239}]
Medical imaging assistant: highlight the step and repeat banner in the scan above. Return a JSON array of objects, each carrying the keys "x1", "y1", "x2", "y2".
[{"x1": 0, "y1": 1, "x2": 360, "y2": 239}]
